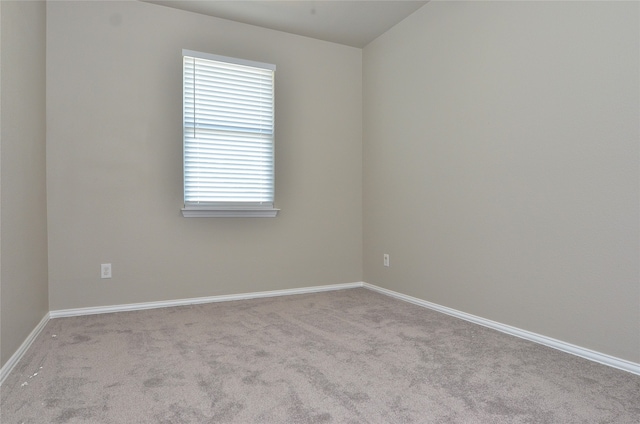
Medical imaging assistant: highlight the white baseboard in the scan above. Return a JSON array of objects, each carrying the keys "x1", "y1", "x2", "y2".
[
  {"x1": 363, "y1": 283, "x2": 640, "y2": 376},
  {"x1": 0, "y1": 312, "x2": 50, "y2": 386},
  {"x1": 4, "y1": 281, "x2": 637, "y2": 387},
  {"x1": 49, "y1": 282, "x2": 364, "y2": 318}
]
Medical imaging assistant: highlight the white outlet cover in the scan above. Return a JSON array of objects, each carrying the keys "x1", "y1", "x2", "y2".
[{"x1": 101, "y1": 263, "x2": 112, "y2": 279}]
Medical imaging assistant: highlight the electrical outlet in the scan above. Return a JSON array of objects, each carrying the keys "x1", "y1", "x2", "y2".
[
  {"x1": 101, "y1": 263, "x2": 112, "y2": 279},
  {"x1": 383, "y1": 254, "x2": 390, "y2": 267}
]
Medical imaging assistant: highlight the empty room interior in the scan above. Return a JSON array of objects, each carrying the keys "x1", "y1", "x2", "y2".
[{"x1": 1, "y1": 0, "x2": 639, "y2": 422}]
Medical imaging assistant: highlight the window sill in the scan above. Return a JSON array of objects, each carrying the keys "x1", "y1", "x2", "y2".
[{"x1": 181, "y1": 207, "x2": 280, "y2": 218}]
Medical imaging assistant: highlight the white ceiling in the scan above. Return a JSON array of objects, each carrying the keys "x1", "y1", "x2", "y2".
[{"x1": 143, "y1": 1, "x2": 428, "y2": 48}]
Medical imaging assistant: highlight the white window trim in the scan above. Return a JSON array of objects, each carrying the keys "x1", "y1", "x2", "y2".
[
  {"x1": 181, "y1": 205, "x2": 280, "y2": 218},
  {"x1": 181, "y1": 50, "x2": 278, "y2": 218}
]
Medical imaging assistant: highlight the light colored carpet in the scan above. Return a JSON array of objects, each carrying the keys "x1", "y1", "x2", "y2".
[{"x1": 1, "y1": 288, "x2": 639, "y2": 423}]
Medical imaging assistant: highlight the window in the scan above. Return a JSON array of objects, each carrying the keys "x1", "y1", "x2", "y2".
[{"x1": 181, "y1": 49, "x2": 278, "y2": 217}]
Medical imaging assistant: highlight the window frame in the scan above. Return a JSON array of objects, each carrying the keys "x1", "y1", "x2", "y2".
[{"x1": 181, "y1": 49, "x2": 279, "y2": 218}]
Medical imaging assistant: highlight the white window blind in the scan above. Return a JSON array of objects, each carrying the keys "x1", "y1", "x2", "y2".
[{"x1": 182, "y1": 49, "x2": 278, "y2": 217}]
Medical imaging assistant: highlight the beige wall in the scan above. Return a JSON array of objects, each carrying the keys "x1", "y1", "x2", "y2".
[
  {"x1": 3, "y1": 0, "x2": 638, "y2": 369},
  {"x1": 0, "y1": 0, "x2": 49, "y2": 368},
  {"x1": 46, "y1": 1, "x2": 362, "y2": 310},
  {"x1": 363, "y1": 1, "x2": 640, "y2": 362}
]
